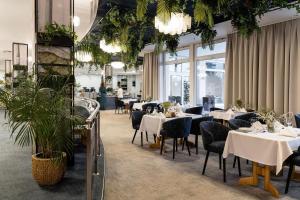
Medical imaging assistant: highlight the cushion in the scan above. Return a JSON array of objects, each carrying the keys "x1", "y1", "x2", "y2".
[{"x1": 207, "y1": 141, "x2": 225, "y2": 153}]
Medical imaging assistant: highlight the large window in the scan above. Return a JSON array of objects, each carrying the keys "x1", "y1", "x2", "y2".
[
  {"x1": 196, "y1": 41, "x2": 226, "y2": 110},
  {"x1": 161, "y1": 49, "x2": 190, "y2": 105}
]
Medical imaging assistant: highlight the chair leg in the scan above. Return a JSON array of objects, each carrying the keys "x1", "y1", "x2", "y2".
[
  {"x1": 160, "y1": 136, "x2": 165, "y2": 155},
  {"x1": 146, "y1": 132, "x2": 148, "y2": 142},
  {"x1": 223, "y1": 158, "x2": 227, "y2": 182},
  {"x1": 173, "y1": 138, "x2": 176, "y2": 159},
  {"x1": 153, "y1": 134, "x2": 156, "y2": 143},
  {"x1": 237, "y1": 156, "x2": 242, "y2": 177},
  {"x1": 131, "y1": 129, "x2": 137, "y2": 144},
  {"x1": 285, "y1": 158, "x2": 295, "y2": 194},
  {"x1": 219, "y1": 153, "x2": 222, "y2": 170},
  {"x1": 175, "y1": 138, "x2": 178, "y2": 152},
  {"x1": 182, "y1": 139, "x2": 185, "y2": 151},
  {"x1": 185, "y1": 137, "x2": 191, "y2": 156},
  {"x1": 233, "y1": 156, "x2": 237, "y2": 168},
  {"x1": 141, "y1": 131, "x2": 143, "y2": 147},
  {"x1": 195, "y1": 134, "x2": 199, "y2": 154},
  {"x1": 202, "y1": 151, "x2": 210, "y2": 175}
]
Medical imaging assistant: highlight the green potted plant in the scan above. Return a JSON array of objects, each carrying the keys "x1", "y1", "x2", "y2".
[{"x1": 0, "y1": 77, "x2": 79, "y2": 185}]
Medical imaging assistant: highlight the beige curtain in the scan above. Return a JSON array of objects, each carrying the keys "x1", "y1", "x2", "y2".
[
  {"x1": 225, "y1": 19, "x2": 300, "y2": 114},
  {"x1": 142, "y1": 52, "x2": 159, "y2": 100}
]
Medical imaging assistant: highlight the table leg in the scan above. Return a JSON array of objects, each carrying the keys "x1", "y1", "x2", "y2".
[
  {"x1": 149, "y1": 136, "x2": 161, "y2": 149},
  {"x1": 239, "y1": 162, "x2": 279, "y2": 198}
]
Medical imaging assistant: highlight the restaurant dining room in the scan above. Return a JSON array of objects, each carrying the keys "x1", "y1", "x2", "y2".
[{"x1": 0, "y1": 0, "x2": 300, "y2": 200}]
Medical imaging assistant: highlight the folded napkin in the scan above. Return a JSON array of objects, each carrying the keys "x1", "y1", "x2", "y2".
[
  {"x1": 226, "y1": 109, "x2": 235, "y2": 115},
  {"x1": 251, "y1": 121, "x2": 265, "y2": 132},
  {"x1": 240, "y1": 108, "x2": 247, "y2": 113},
  {"x1": 278, "y1": 128, "x2": 299, "y2": 138}
]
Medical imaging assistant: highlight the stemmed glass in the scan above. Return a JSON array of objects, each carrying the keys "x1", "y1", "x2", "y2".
[
  {"x1": 147, "y1": 106, "x2": 152, "y2": 114},
  {"x1": 285, "y1": 112, "x2": 294, "y2": 128}
]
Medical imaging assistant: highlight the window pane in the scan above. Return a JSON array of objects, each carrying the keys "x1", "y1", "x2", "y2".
[
  {"x1": 165, "y1": 49, "x2": 189, "y2": 62},
  {"x1": 196, "y1": 42, "x2": 226, "y2": 57},
  {"x1": 196, "y1": 58, "x2": 225, "y2": 110}
]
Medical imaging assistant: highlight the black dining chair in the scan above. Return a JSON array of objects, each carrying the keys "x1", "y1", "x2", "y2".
[
  {"x1": 200, "y1": 121, "x2": 241, "y2": 182},
  {"x1": 131, "y1": 111, "x2": 148, "y2": 146},
  {"x1": 115, "y1": 97, "x2": 125, "y2": 114},
  {"x1": 210, "y1": 107, "x2": 223, "y2": 112},
  {"x1": 142, "y1": 103, "x2": 158, "y2": 113},
  {"x1": 128, "y1": 100, "x2": 138, "y2": 118},
  {"x1": 189, "y1": 116, "x2": 213, "y2": 154},
  {"x1": 285, "y1": 147, "x2": 300, "y2": 194},
  {"x1": 185, "y1": 106, "x2": 203, "y2": 115},
  {"x1": 295, "y1": 114, "x2": 300, "y2": 128},
  {"x1": 160, "y1": 117, "x2": 192, "y2": 159},
  {"x1": 235, "y1": 112, "x2": 258, "y2": 122},
  {"x1": 228, "y1": 119, "x2": 251, "y2": 130}
]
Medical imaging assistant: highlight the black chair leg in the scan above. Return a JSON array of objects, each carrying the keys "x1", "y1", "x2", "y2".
[
  {"x1": 202, "y1": 151, "x2": 210, "y2": 175},
  {"x1": 219, "y1": 153, "x2": 222, "y2": 170},
  {"x1": 173, "y1": 138, "x2": 176, "y2": 160},
  {"x1": 195, "y1": 134, "x2": 198, "y2": 154},
  {"x1": 146, "y1": 132, "x2": 148, "y2": 142},
  {"x1": 141, "y1": 132, "x2": 143, "y2": 147},
  {"x1": 223, "y1": 158, "x2": 227, "y2": 182},
  {"x1": 233, "y1": 156, "x2": 237, "y2": 168},
  {"x1": 160, "y1": 136, "x2": 165, "y2": 155},
  {"x1": 185, "y1": 137, "x2": 191, "y2": 156},
  {"x1": 182, "y1": 139, "x2": 185, "y2": 151},
  {"x1": 153, "y1": 134, "x2": 156, "y2": 143},
  {"x1": 175, "y1": 138, "x2": 178, "y2": 152},
  {"x1": 237, "y1": 156, "x2": 242, "y2": 177},
  {"x1": 285, "y1": 159, "x2": 294, "y2": 194},
  {"x1": 132, "y1": 129, "x2": 137, "y2": 144}
]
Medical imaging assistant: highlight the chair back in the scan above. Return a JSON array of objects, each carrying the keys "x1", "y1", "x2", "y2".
[
  {"x1": 200, "y1": 121, "x2": 230, "y2": 150},
  {"x1": 162, "y1": 117, "x2": 192, "y2": 138},
  {"x1": 228, "y1": 119, "x2": 251, "y2": 130},
  {"x1": 190, "y1": 116, "x2": 213, "y2": 135},
  {"x1": 129, "y1": 101, "x2": 137, "y2": 110},
  {"x1": 210, "y1": 107, "x2": 223, "y2": 112},
  {"x1": 295, "y1": 114, "x2": 300, "y2": 128},
  {"x1": 131, "y1": 111, "x2": 145, "y2": 129},
  {"x1": 234, "y1": 112, "x2": 257, "y2": 122},
  {"x1": 142, "y1": 103, "x2": 158, "y2": 113},
  {"x1": 185, "y1": 106, "x2": 203, "y2": 115}
]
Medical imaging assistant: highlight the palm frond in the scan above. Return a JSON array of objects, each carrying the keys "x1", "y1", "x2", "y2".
[
  {"x1": 136, "y1": 0, "x2": 148, "y2": 21},
  {"x1": 194, "y1": 0, "x2": 214, "y2": 28}
]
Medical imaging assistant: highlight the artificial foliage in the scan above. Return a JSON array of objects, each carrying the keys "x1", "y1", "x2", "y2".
[{"x1": 76, "y1": 0, "x2": 300, "y2": 69}]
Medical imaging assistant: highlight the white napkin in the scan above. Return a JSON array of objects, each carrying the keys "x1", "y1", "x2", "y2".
[
  {"x1": 251, "y1": 121, "x2": 265, "y2": 132},
  {"x1": 240, "y1": 108, "x2": 247, "y2": 113},
  {"x1": 278, "y1": 128, "x2": 299, "y2": 138},
  {"x1": 226, "y1": 109, "x2": 235, "y2": 115},
  {"x1": 176, "y1": 112, "x2": 185, "y2": 117}
]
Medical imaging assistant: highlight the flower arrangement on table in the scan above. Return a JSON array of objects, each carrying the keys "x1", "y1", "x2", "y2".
[{"x1": 257, "y1": 110, "x2": 278, "y2": 133}]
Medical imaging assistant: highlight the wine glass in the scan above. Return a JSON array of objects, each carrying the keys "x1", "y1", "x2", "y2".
[
  {"x1": 153, "y1": 107, "x2": 158, "y2": 114},
  {"x1": 147, "y1": 106, "x2": 152, "y2": 114},
  {"x1": 285, "y1": 112, "x2": 294, "y2": 128}
]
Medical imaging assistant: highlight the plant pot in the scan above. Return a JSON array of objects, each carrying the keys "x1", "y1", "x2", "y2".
[{"x1": 32, "y1": 152, "x2": 66, "y2": 186}]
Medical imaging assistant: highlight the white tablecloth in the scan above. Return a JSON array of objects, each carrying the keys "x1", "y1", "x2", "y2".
[
  {"x1": 209, "y1": 110, "x2": 246, "y2": 121},
  {"x1": 223, "y1": 130, "x2": 300, "y2": 174},
  {"x1": 121, "y1": 99, "x2": 137, "y2": 104},
  {"x1": 138, "y1": 113, "x2": 202, "y2": 137}
]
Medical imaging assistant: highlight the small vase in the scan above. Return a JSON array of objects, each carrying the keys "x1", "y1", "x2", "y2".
[{"x1": 267, "y1": 122, "x2": 275, "y2": 133}]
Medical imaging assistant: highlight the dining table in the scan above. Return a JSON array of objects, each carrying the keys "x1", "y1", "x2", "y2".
[
  {"x1": 132, "y1": 101, "x2": 159, "y2": 111},
  {"x1": 223, "y1": 129, "x2": 300, "y2": 198},
  {"x1": 138, "y1": 113, "x2": 203, "y2": 148},
  {"x1": 209, "y1": 109, "x2": 247, "y2": 121}
]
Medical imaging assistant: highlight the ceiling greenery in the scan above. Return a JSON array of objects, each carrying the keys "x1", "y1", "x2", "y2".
[{"x1": 76, "y1": 0, "x2": 300, "y2": 69}]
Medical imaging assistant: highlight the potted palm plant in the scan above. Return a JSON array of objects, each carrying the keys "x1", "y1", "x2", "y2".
[{"x1": 0, "y1": 77, "x2": 78, "y2": 186}]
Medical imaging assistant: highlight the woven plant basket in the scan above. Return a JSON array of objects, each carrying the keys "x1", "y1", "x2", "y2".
[{"x1": 32, "y1": 152, "x2": 66, "y2": 186}]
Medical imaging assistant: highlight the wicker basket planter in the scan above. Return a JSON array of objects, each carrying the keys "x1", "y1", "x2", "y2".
[{"x1": 32, "y1": 152, "x2": 66, "y2": 186}]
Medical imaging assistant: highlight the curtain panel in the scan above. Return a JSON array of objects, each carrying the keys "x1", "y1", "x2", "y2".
[
  {"x1": 142, "y1": 52, "x2": 159, "y2": 100},
  {"x1": 225, "y1": 19, "x2": 300, "y2": 114}
]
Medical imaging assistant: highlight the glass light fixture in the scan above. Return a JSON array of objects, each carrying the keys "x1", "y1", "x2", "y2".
[
  {"x1": 75, "y1": 51, "x2": 92, "y2": 62},
  {"x1": 73, "y1": 16, "x2": 80, "y2": 27},
  {"x1": 155, "y1": 12, "x2": 192, "y2": 35},
  {"x1": 110, "y1": 61, "x2": 125, "y2": 69},
  {"x1": 99, "y1": 39, "x2": 122, "y2": 54}
]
